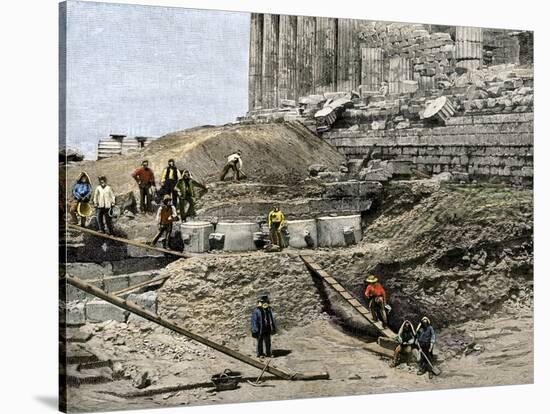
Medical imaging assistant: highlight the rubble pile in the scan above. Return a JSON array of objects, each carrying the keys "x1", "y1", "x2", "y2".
[
  {"x1": 238, "y1": 61, "x2": 533, "y2": 135},
  {"x1": 306, "y1": 181, "x2": 533, "y2": 328},
  {"x1": 359, "y1": 23, "x2": 456, "y2": 84},
  {"x1": 156, "y1": 254, "x2": 325, "y2": 346},
  {"x1": 65, "y1": 122, "x2": 346, "y2": 196}
]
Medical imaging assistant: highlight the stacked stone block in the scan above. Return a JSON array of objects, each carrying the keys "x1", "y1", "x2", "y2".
[{"x1": 323, "y1": 113, "x2": 533, "y2": 181}]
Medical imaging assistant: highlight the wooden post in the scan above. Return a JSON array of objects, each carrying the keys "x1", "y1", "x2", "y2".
[
  {"x1": 296, "y1": 16, "x2": 316, "y2": 99},
  {"x1": 249, "y1": 13, "x2": 264, "y2": 110},
  {"x1": 261, "y1": 14, "x2": 280, "y2": 109},
  {"x1": 65, "y1": 274, "x2": 330, "y2": 381},
  {"x1": 314, "y1": 17, "x2": 337, "y2": 94},
  {"x1": 277, "y1": 15, "x2": 298, "y2": 103}
]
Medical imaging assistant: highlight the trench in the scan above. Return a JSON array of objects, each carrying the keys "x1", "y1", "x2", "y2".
[{"x1": 308, "y1": 270, "x2": 379, "y2": 343}]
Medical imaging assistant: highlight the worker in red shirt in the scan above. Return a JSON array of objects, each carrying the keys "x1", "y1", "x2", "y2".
[
  {"x1": 131, "y1": 160, "x2": 156, "y2": 213},
  {"x1": 364, "y1": 275, "x2": 388, "y2": 328}
]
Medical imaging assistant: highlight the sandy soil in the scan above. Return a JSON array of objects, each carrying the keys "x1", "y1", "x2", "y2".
[{"x1": 65, "y1": 305, "x2": 532, "y2": 412}]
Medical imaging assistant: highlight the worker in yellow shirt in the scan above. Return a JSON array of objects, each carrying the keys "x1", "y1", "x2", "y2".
[
  {"x1": 160, "y1": 159, "x2": 182, "y2": 207},
  {"x1": 268, "y1": 204, "x2": 286, "y2": 248}
]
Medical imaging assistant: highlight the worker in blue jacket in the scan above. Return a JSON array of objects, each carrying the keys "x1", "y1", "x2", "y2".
[
  {"x1": 251, "y1": 295, "x2": 277, "y2": 358},
  {"x1": 69, "y1": 171, "x2": 92, "y2": 226},
  {"x1": 416, "y1": 316, "x2": 437, "y2": 377}
]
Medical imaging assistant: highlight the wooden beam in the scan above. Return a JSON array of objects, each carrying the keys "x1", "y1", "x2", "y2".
[
  {"x1": 67, "y1": 224, "x2": 192, "y2": 258},
  {"x1": 300, "y1": 255, "x2": 396, "y2": 338},
  {"x1": 65, "y1": 274, "x2": 330, "y2": 382},
  {"x1": 112, "y1": 275, "x2": 171, "y2": 297}
]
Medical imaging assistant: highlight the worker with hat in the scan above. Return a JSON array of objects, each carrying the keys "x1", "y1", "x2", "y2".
[
  {"x1": 416, "y1": 316, "x2": 437, "y2": 378},
  {"x1": 131, "y1": 160, "x2": 156, "y2": 214},
  {"x1": 176, "y1": 169, "x2": 207, "y2": 222},
  {"x1": 69, "y1": 171, "x2": 92, "y2": 226},
  {"x1": 364, "y1": 275, "x2": 388, "y2": 328},
  {"x1": 160, "y1": 158, "x2": 182, "y2": 207},
  {"x1": 390, "y1": 320, "x2": 416, "y2": 368},
  {"x1": 267, "y1": 204, "x2": 286, "y2": 249},
  {"x1": 150, "y1": 194, "x2": 178, "y2": 249},
  {"x1": 251, "y1": 294, "x2": 277, "y2": 358},
  {"x1": 92, "y1": 176, "x2": 116, "y2": 235}
]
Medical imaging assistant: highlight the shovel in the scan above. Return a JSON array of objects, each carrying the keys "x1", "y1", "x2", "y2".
[
  {"x1": 418, "y1": 348, "x2": 441, "y2": 376},
  {"x1": 247, "y1": 358, "x2": 274, "y2": 387}
]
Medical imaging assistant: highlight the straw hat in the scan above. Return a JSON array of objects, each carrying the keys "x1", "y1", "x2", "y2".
[{"x1": 366, "y1": 275, "x2": 378, "y2": 284}]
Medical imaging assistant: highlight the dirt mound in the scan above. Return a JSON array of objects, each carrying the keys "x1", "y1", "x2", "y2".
[
  {"x1": 156, "y1": 254, "x2": 325, "y2": 346},
  {"x1": 310, "y1": 181, "x2": 533, "y2": 328},
  {"x1": 64, "y1": 122, "x2": 346, "y2": 194},
  {"x1": 153, "y1": 181, "x2": 532, "y2": 340}
]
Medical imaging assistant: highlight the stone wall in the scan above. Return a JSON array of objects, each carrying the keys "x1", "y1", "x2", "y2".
[
  {"x1": 323, "y1": 112, "x2": 533, "y2": 181},
  {"x1": 248, "y1": 12, "x2": 533, "y2": 111}
]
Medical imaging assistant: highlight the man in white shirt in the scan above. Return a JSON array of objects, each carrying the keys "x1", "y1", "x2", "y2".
[
  {"x1": 93, "y1": 176, "x2": 116, "y2": 234},
  {"x1": 220, "y1": 150, "x2": 243, "y2": 181}
]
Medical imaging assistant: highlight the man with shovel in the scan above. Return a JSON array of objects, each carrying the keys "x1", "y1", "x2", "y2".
[{"x1": 416, "y1": 316, "x2": 438, "y2": 378}]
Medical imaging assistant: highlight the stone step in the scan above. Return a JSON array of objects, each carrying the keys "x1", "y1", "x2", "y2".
[
  {"x1": 64, "y1": 364, "x2": 114, "y2": 387},
  {"x1": 61, "y1": 343, "x2": 99, "y2": 365},
  {"x1": 60, "y1": 327, "x2": 92, "y2": 343}
]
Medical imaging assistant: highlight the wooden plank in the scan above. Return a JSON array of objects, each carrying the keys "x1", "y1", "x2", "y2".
[
  {"x1": 322, "y1": 276, "x2": 338, "y2": 284},
  {"x1": 299, "y1": 255, "x2": 395, "y2": 338},
  {"x1": 332, "y1": 284, "x2": 346, "y2": 292},
  {"x1": 377, "y1": 336, "x2": 399, "y2": 350},
  {"x1": 348, "y1": 299, "x2": 363, "y2": 307},
  {"x1": 362, "y1": 342, "x2": 394, "y2": 358},
  {"x1": 65, "y1": 274, "x2": 330, "y2": 381},
  {"x1": 112, "y1": 275, "x2": 171, "y2": 296},
  {"x1": 67, "y1": 224, "x2": 192, "y2": 258}
]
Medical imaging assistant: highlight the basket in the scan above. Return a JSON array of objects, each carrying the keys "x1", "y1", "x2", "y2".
[{"x1": 210, "y1": 369, "x2": 242, "y2": 391}]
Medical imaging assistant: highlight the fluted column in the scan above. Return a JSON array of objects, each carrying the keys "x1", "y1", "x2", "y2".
[
  {"x1": 278, "y1": 15, "x2": 297, "y2": 102},
  {"x1": 248, "y1": 13, "x2": 263, "y2": 110}
]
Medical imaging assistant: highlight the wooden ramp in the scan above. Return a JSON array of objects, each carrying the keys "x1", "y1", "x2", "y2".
[
  {"x1": 300, "y1": 255, "x2": 396, "y2": 338},
  {"x1": 65, "y1": 274, "x2": 329, "y2": 382},
  {"x1": 67, "y1": 223, "x2": 193, "y2": 258}
]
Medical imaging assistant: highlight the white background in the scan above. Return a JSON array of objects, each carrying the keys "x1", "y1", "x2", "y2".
[{"x1": 0, "y1": 0, "x2": 547, "y2": 413}]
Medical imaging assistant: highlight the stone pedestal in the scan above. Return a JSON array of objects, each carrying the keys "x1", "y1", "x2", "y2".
[
  {"x1": 286, "y1": 219, "x2": 317, "y2": 248},
  {"x1": 317, "y1": 215, "x2": 362, "y2": 247},
  {"x1": 216, "y1": 222, "x2": 260, "y2": 251},
  {"x1": 181, "y1": 221, "x2": 214, "y2": 253}
]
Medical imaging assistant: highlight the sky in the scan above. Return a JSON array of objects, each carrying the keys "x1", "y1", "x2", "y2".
[{"x1": 63, "y1": 1, "x2": 250, "y2": 159}]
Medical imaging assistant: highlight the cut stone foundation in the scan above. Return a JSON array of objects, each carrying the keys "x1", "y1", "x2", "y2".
[
  {"x1": 286, "y1": 219, "x2": 318, "y2": 248},
  {"x1": 317, "y1": 215, "x2": 362, "y2": 247},
  {"x1": 215, "y1": 222, "x2": 259, "y2": 251}
]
